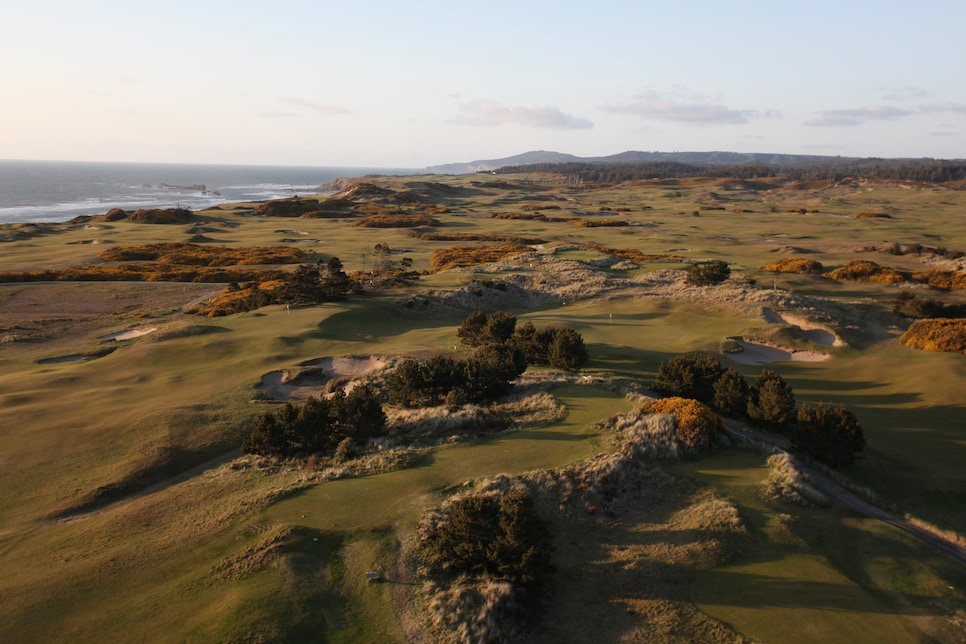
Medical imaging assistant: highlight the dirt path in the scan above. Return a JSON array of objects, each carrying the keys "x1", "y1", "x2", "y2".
[
  {"x1": 796, "y1": 460, "x2": 966, "y2": 566},
  {"x1": 730, "y1": 427, "x2": 966, "y2": 566}
]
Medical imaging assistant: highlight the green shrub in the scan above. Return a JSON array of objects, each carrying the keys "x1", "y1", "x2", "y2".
[
  {"x1": 419, "y1": 488, "x2": 552, "y2": 587},
  {"x1": 686, "y1": 260, "x2": 731, "y2": 286},
  {"x1": 792, "y1": 403, "x2": 865, "y2": 467},
  {"x1": 747, "y1": 369, "x2": 796, "y2": 431},
  {"x1": 653, "y1": 352, "x2": 725, "y2": 404}
]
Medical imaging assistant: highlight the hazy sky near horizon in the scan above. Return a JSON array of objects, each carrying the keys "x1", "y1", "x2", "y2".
[{"x1": 2, "y1": 0, "x2": 964, "y2": 167}]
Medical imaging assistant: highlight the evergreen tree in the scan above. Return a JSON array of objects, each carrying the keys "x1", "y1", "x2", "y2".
[
  {"x1": 793, "y1": 403, "x2": 865, "y2": 467},
  {"x1": 747, "y1": 369, "x2": 796, "y2": 430},
  {"x1": 653, "y1": 352, "x2": 725, "y2": 404},
  {"x1": 713, "y1": 368, "x2": 751, "y2": 417},
  {"x1": 457, "y1": 310, "x2": 488, "y2": 347},
  {"x1": 547, "y1": 327, "x2": 590, "y2": 371}
]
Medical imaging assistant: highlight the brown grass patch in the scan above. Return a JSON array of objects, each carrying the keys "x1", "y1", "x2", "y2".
[
  {"x1": 430, "y1": 244, "x2": 533, "y2": 270},
  {"x1": 568, "y1": 218, "x2": 629, "y2": 228},
  {"x1": 353, "y1": 214, "x2": 441, "y2": 228},
  {"x1": 96, "y1": 243, "x2": 305, "y2": 266},
  {"x1": 854, "y1": 211, "x2": 892, "y2": 219},
  {"x1": 410, "y1": 231, "x2": 545, "y2": 244}
]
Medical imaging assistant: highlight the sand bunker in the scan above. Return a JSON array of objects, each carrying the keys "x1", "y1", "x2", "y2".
[
  {"x1": 725, "y1": 339, "x2": 830, "y2": 365},
  {"x1": 102, "y1": 327, "x2": 157, "y2": 341},
  {"x1": 762, "y1": 309, "x2": 845, "y2": 347},
  {"x1": 257, "y1": 355, "x2": 386, "y2": 401}
]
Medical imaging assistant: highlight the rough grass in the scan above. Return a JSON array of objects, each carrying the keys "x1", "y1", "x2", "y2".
[
  {"x1": 2, "y1": 173, "x2": 966, "y2": 641},
  {"x1": 759, "y1": 452, "x2": 829, "y2": 506}
]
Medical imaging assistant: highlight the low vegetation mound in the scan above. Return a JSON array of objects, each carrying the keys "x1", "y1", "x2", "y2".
[
  {"x1": 410, "y1": 230, "x2": 546, "y2": 245},
  {"x1": 854, "y1": 211, "x2": 892, "y2": 219},
  {"x1": 761, "y1": 257, "x2": 824, "y2": 274},
  {"x1": 568, "y1": 218, "x2": 629, "y2": 228},
  {"x1": 900, "y1": 318, "x2": 966, "y2": 354},
  {"x1": 430, "y1": 244, "x2": 533, "y2": 270},
  {"x1": 491, "y1": 212, "x2": 567, "y2": 222},
  {"x1": 97, "y1": 242, "x2": 305, "y2": 266},
  {"x1": 759, "y1": 453, "x2": 828, "y2": 506},
  {"x1": 0, "y1": 263, "x2": 286, "y2": 284},
  {"x1": 352, "y1": 213, "x2": 440, "y2": 228},
  {"x1": 575, "y1": 243, "x2": 683, "y2": 264},
  {"x1": 686, "y1": 260, "x2": 731, "y2": 286},
  {"x1": 72, "y1": 207, "x2": 195, "y2": 224},
  {"x1": 911, "y1": 269, "x2": 966, "y2": 291},
  {"x1": 127, "y1": 207, "x2": 195, "y2": 224},
  {"x1": 822, "y1": 260, "x2": 909, "y2": 284},
  {"x1": 254, "y1": 199, "x2": 329, "y2": 217}
]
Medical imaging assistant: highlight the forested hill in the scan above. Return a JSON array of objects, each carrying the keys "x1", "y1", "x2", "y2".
[
  {"x1": 428, "y1": 150, "x2": 848, "y2": 173},
  {"x1": 494, "y1": 157, "x2": 966, "y2": 185},
  {"x1": 427, "y1": 150, "x2": 966, "y2": 184}
]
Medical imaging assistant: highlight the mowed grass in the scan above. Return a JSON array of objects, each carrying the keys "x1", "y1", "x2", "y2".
[
  {"x1": 673, "y1": 450, "x2": 966, "y2": 643},
  {"x1": 0, "y1": 386, "x2": 629, "y2": 643},
  {"x1": 1, "y1": 174, "x2": 964, "y2": 640}
]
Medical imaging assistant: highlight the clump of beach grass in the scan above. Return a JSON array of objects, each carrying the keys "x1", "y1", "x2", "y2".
[{"x1": 759, "y1": 452, "x2": 829, "y2": 506}]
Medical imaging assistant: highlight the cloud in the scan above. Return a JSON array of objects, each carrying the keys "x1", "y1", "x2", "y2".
[
  {"x1": 259, "y1": 111, "x2": 299, "y2": 118},
  {"x1": 881, "y1": 86, "x2": 929, "y2": 101},
  {"x1": 280, "y1": 97, "x2": 352, "y2": 115},
  {"x1": 806, "y1": 103, "x2": 966, "y2": 126},
  {"x1": 453, "y1": 100, "x2": 593, "y2": 129},
  {"x1": 919, "y1": 103, "x2": 966, "y2": 115},
  {"x1": 603, "y1": 90, "x2": 778, "y2": 125},
  {"x1": 805, "y1": 106, "x2": 914, "y2": 127}
]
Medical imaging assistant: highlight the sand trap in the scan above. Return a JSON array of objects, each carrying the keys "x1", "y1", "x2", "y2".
[
  {"x1": 725, "y1": 339, "x2": 829, "y2": 365},
  {"x1": 102, "y1": 327, "x2": 157, "y2": 341},
  {"x1": 257, "y1": 355, "x2": 386, "y2": 401},
  {"x1": 762, "y1": 309, "x2": 845, "y2": 347}
]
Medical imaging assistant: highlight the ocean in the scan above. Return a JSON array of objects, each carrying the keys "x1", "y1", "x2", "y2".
[{"x1": 0, "y1": 159, "x2": 417, "y2": 225}]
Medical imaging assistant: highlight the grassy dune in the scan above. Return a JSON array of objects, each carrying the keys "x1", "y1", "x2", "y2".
[{"x1": 1, "y1": 173, "x2": 964, "y2": 640}]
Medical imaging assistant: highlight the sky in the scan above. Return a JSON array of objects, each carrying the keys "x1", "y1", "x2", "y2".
[{"x1": 1, "y1": 0, "x2": 964, "y2": 168}]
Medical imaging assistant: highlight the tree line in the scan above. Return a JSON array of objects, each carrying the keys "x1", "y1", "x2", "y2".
[
  {"x1": 496, "y1": 159, "x2": 966, "y2": 185},
  {"x1": 653, "y1": 352, "x2": 865, "y2": 468}
]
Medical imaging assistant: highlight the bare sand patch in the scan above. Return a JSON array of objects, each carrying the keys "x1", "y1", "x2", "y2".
[
  {"x1": 256, "y1": 355, "x2": 386, "y2": 401},
  {"x1": 763, "y1": 308, "x2": 845, "y2": 347},
  {"x1": 725, "y1": 339, "x2": 829, "y2": 365},
  {"x1": 102, "y1": 327, "x2": 157, "y2": 341}
]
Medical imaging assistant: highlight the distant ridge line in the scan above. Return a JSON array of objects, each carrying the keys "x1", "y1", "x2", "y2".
[{"x1": 423, "y1": 149, "x2": 957, "y2": 175}]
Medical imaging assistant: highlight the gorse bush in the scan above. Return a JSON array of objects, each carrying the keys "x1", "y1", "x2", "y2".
[
  {"x1": 760, "y1": 257, "x2": 824, "y2": 274},
  {"x1": 900, "y1": 318, "x2": 966, "y2": 354},
  {"x1": 430, "y1": 244, "x2": 533, "y2": 270},
  {"x1": 639, "y1": 397, "x2": 723, "y2": 453},
  {"x1": 822, "y1": 260, "x2": 908, "y2": 284}
]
